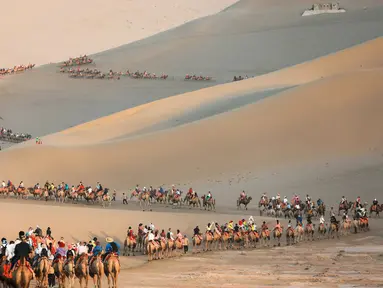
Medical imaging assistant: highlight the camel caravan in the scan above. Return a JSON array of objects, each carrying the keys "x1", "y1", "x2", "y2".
[
  {"x1": 184, "y1": 74, "x2": 212, "y2": 81},
  {"x1": 128, "y1": 185, "x2": 216, "y2": 212},
  {"x1": 0, "y1": 227, "x2": 120, "y2": 288},
  {"x1": 59, "y1": 55, "x2": 94, "y2": 67},
  {"x1": 59, "y1": 67, "x2": 170, "y2": 81},
  {"x1": 0, "y1": 64, "x2": 35, "y2": 77},
  {"x1": 124, "y1": 206, "x2": 371, "y2": 264},
  {"x1": 0, "y1": 128, "x2": 32, "y2": 144},
  {"x1": 0, "y1": 180, "x2": 114, "y2": 208}
]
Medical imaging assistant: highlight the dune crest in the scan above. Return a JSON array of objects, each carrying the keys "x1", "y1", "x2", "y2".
[
  {"x1": 32, "y1": 37, "x2": 383, "y2": 146},
  {"x1": 1, "y1": 66, "x2": 382, "y2": 189}
]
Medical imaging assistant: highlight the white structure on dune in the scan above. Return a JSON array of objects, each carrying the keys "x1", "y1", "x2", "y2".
[{"x1": 302, "y1": 3, "x2": 346, "y2": 16}]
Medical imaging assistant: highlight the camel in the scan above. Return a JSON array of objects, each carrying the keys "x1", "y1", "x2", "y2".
[
  {"x1": 329, "y1": 222, "x2": 339, "y2": 239},
  {"x1": 104, "y1": 254, "x2": 120, "y2": 288},
  {"x1": 317, "y1": 223, "x2": 328, "y2": 239},
  {"x1": 370, "y1": 204, "x2": 381, "y2": 218},
  {"x1": 285, "y1": 228, "x2": 295, "y2": 245},
  {"x1": 284, "y1": 209, "x2": 294, "y2": 219},
  {"x1": 338, "y1": 201, "x2": 351, "y2": 216},
  {"x1": 304, "y1": 224, "x2": 315, "y2": 241},
  {"x1": 102, "y1": 195, "x2": 112, "y2": 208},
  {"x1": 317, "y1": 204, "x2": 326, "y2": 216},
  {"x1": 258, "y1": 198, "x2": 269, "y2": 216},
  {"x1": 166, "y1": 239, "x2": 175, "y2": 258},
  {"x1": 123, "y1": 236, "x2": 137, "y2": 256},
  {"x1": 64, "y1": 257, "x2": 75, "y2": 288},
  {"x1": 213, "y1": 231, "x2": 222, "y2": 250},
  {"x1": 260, "y1": 229, "x2": 270, "y2": 247},
  {"x1": 231, "y1": 231, "x2": 243, "y2": 249},
  {"x1": 53, "y1": 257, "x2": 66, "y2": 288},
  {"x1": 237, "y1": 196, "x2": 252, "y2": 210},
  {"x1": 359, "y1": 217, "x2": 369, "y2": 232},
  {"x1": 75, "y1": 254, "x2": 89, "y2": 288},
  {"x1": 341, "y1": 220, "x2": 351, "y2": 236},
  {"x1": 202, "y1": 196, "x2": 216, "y2": 211},
  {"x1": 295, "y1": 225, "x2": 304, "y2": 243},
  {"x1": 56, "y1": 189, "x2": 65, "y2": 203},
  {"x1": 89, "y1": 254, "x2": 104, "y2": 288},
  {"x1": 192, "y1": 234, "x2": 203, "y2": 253},
  {"x1": 247, "y1": 231, "x2": 259, "y2": 248},
  {"x1": 35, "y1": 256, "x2": 50, "y2": 288},
  {"x1": 221, "y1": 231, "x2": 232, "y2": 250},
  {"x1": 204, "y1": 232, "x2": 214, "y2": 251},
  {"x1": 273, "y1": 228, "x2": 282, "y2": 247},
  {"x1": 12, "y1": 256, "x2": 32, "y2": 288},
  {"x1": 184, "y1": 195, "x2": 201, "y2": 208},
  {"x1": 139, "y1": 193, "x2": 151, "y2": 211},
  {"x1": 352, "y1": 219, "x2": 360, "y2": 233}
]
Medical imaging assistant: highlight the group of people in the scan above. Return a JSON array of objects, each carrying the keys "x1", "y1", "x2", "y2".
[
  {"x1": 0, "y1": 225, "x2": 120, "y2": 287},
  {"x1": 0, "y1": 64, "x2": 35, "y2": 76},
  {"x1": 0, "y1": 127, "x2": 31, "y2": 143}
]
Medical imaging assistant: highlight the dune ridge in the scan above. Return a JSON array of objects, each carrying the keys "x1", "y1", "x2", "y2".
[
  {"x1": 1, "y1": 67, "x2": 383, "y2": 195},
  {"x1": 20, "y1": 37, "x2": 382, "y2": 147}
]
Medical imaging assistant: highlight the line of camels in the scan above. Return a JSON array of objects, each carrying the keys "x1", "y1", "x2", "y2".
[
  {"x1": 0, "y1": 251, "x2": 119, "y2": 288},
  {"x1": 0, "y1": 64, "x2": 35, "y2": 76},
  {"x1": 126, "y1": 211, "x2": 370, "y2": 264}
]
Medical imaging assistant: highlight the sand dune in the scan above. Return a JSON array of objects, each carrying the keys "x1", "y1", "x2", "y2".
[
  {"x1": 25, "y1": 37, "x2": 383, "y2": 147},
  {"x1": 1, "y1": 0, "x2": 382, "y2": 139},
  {"x1": 0, "y1": 0, "x2": 238, "y2": 67},
  {"x1": 1, "y1": 67, "x2": 383, "y2": 205}
]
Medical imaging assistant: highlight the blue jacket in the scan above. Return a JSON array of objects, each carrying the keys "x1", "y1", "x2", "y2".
[
  {"x1": 93, "y1": 245, "x2": 103, "y2": 256},
  {"x1": 105, "y1": 242, "x2": 120, "y2": 255}
]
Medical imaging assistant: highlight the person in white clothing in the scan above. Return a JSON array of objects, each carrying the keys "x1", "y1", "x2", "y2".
[
  {"x1": 283, "y1": 196, "x2": 288, "y2": 204},
  {"x1": 148, "y1": 231, "x2": 155, "y2": 242},
  {"x1": 248, "y1": 216, "x2": 254, "y2": 225},
  {"x1": 149, "y1": 223, "x2": 155, "y2": 231},
  {"x1": 5, "y1": 241, "x2": 16, "y2": 261},
  {"x1": 1, "y1": 181, "x2": 5, "y2": 188},
  {"x1": 319, "y1": 215, "x2": 325, "y2": 225},
  {"x1": 77, "y1": 242, "x2": 88, "y2": 255}
]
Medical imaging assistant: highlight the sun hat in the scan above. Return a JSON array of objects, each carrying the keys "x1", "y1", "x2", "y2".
[{"x1": 106, "y1": 237, "x2": 114, "y2": 243}]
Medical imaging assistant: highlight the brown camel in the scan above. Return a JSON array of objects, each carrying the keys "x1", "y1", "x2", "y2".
[
  {"x1": 317, "y1": 223, "x2": 328, "y2": 239},
  {"x1": 192, "y1": 234, "x2": 202, "y2": 253},
  {"x1": 35, "y1": 256, "x2": 50, "y2": 288},
  {"x1": 260, "y1": 230, "x2": 270, "y2": 247},
  {"x1": 53, "y1": 257, "x2": 66, "y2": 288},
  {"x1": 304, "y1": 224, "x2": 315, "y2": 241},
  {"x1": 75, "y1": 254, "x2": 89, "y2": 288},
  {"x1": 204, "y1": 232, "x2": 214, "y2": 251},
  {"x1": 123, "y1": 236, "x2": 137, "y2": 256},
  {"x1": 273, "y1": 229, "x2": 282, "y2": 247},
  {"x1": 104, "y1": 254, "x2": 120, "y2": 288},
  {"x1": 285, "y1": 228, "x2": 295, "y2": 245},
  {"x1": 295, "y1": 225, "x2": 304, "y2": 242},
  {"x1": 64, "y1": 257, "x2": 75, "y2": 288},
  {"x1": 12, "y1": 256, "x2": 32, "y2": 288},
  {"x1": 89, "y1": 254, "x2": 103, "y2": 288}
]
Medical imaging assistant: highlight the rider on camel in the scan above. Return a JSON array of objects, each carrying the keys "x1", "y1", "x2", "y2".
[
  {"x1": 206, "y1": 223, "x2": 213, "y2": 237},
  {"x1": 7, "y1": 180, "x2": 13, "y2": 188},
  {"x1": 240, "y1": 190, "x2": 246, "y2": 201},
  {"x1": 273, "y1": 220, "x2": 282, "y2": 234},
  {"x1": 276, "y1": 193, "x2": 281, "y2": 201},
  {"x1": 1, "y1": 180, "x2": 5, "y2": 188},
  {"x1": 215, "y1": 223, "x2": 222, "y2": 236},
  {"x1": 96, "y1": 182, "x2": 103, "y2": 193},
  {"x1": 78, "y1": 181, "x2": 85, "y2": 191},
  {"x1": 283, "y1": 196, "x2": 288, "y2": 205},
  {"x1": 10, "y1": 231, "x2": 32, "y2": 272},
  {"x1": 167, "y1": 228, "x2": 175, "y2": 241},
  {"x1": 341, "y1": 196, "x2": 347, "y2": 204},
  {"x1": 18, "y1": 181, "x2": 24, "y2": 190},
  {"x1": 356, "y1": 196, "x2": 361, "y2": 205},
  {"x1": 317, "y1": 198, "x2": 323, "y2": 207},
  {"x1": 193, "y1": 226, "x2": 200, "y2": 236},
  {"x1": 373, "y1": 198, "x2": 379, "y2": 206},
  {"x1": 206, "y1": 191, "x2": 212, "y2": 201},
  {"x1": 103, "y1": 237, "x2": 120, "y2": 261},
  {"x1": 261, "y1": 221, "x2": 268, "y2": 232},
  {"x1": 176, "y1": 230, "x2": 183, "y2": 244}
]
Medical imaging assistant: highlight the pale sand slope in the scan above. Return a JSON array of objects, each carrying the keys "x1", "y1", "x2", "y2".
[
  {"x1": 1, "y1": 0, "x2": 382, "y2": 139},
  {"x1": 29, "y1": 37, "x2": 383, "y2": 146},
  {"x1": 0, "y1": 0, "x2": 238, "y2": 67},
  {"x1": 1, "y1": 69, "x2": 383, "y2": 206}
]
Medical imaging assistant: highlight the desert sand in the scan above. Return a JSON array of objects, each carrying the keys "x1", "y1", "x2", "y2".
[{"x1": 1, "y1": 0, "x2": 383, "y2": 287}]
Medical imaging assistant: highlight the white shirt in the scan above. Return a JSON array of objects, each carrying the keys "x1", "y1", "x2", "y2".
[
  {"x1": 320, "y1": 217, "x2": 325, "y2": 224},
  {"x1": 1, "y1": 182, "x2": 5, "y2": 187},
  {"x1": 6, "y1": 244, "x2": 16, "y2": 261},
  {"x1": 88, "y1": 188, "x2": 92, "y2": 193},
  {"x1": 283, "y1": 198, "x2": 288, "y2": 204},
  {"x1": 149, "y1": 223, "x2": 155, "y2": 231},
  {"x1": 148, "y1": 232, "x2": 154, "y2": 241},
  {"x1": 77, "y1": 245, "x2": 88, "y2": 255}
]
